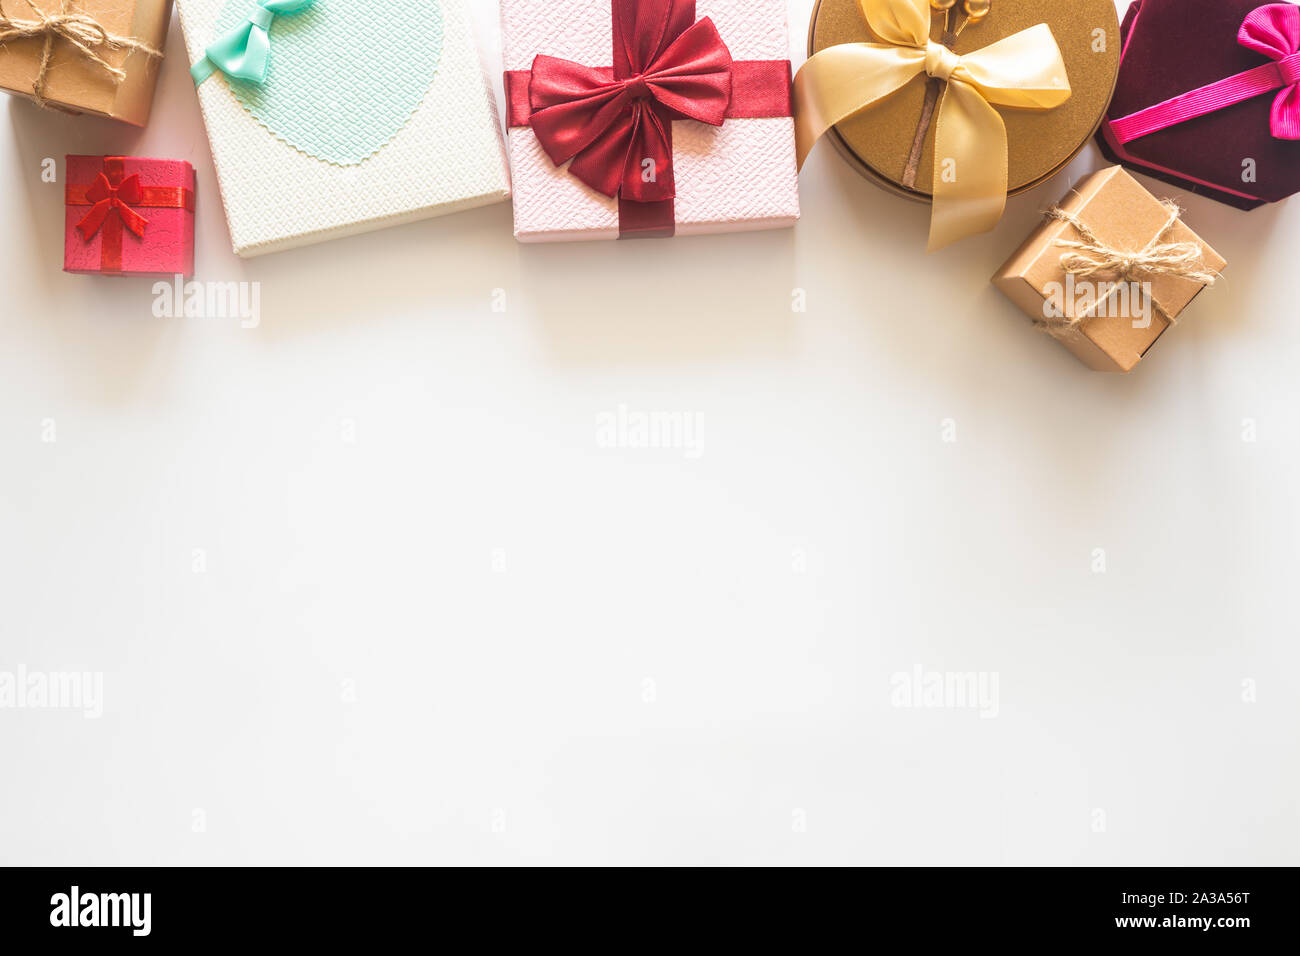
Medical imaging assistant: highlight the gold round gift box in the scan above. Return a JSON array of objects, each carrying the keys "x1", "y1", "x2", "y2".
[{"x1": 808, "y1": 0, "x2": 1122, "y2": 202}]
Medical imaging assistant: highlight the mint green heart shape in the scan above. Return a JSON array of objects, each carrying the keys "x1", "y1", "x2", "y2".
[{"x1": 213, "y1": 0, "x2": 444, "y2": 166}]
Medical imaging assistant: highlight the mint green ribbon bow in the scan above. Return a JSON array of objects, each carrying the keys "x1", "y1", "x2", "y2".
[{"x1": 191, "y1": 0, "x2": 318, "y2": 87}]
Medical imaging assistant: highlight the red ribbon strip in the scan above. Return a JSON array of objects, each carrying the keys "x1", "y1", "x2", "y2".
[
  {"x1": 505, "y1": 0, "x2": 793, "y2": 238},
  {"x1": 65, "y1": 157, "x2": 195, "y2": 274}
]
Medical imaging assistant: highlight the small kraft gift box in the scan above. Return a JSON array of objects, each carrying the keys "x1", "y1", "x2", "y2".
[
  {"x1": 501, "y1": 0, "x2": 801, "y2": 241},
  {"x1": 794, "y1": 0, "x2": 1120, "y2": 250},
  {"x1": 992, "y1": 167, "x2": 1226, "y2": 373},
  {"x1": 176, "y1": 0, "x2": 510, "y2": 256},
  {"x1": 0, "y1": 0, "x2": 171, "y2": 125},
  {"x1": 64, "y1": 155, "x2": 196, "y2": 278},
  {"x1": 1098, "y1": 0, "x2": 1300, "y2": 209}
]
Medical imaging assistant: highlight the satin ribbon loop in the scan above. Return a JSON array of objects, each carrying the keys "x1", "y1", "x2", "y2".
[
  {"x1": 76, "y1": 172, "x2": 148, "y2": 239},
  {"x1": 190, "y1": 0, "x2": 317, "y2": 87},
  {"x1": 793, "y1": 0, "x2": 1072, "y2": 251},
  {"x1": 248, "y1": 5, "x2": 275, "y2": 31},
  {"x1": 526, "y1": 0, "x2": 733, "y2": 204}
]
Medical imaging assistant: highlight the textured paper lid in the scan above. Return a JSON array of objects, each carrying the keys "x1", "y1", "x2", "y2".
[
  {"x1": 809, "y1": 0, "x2": 1120, "y2": 201},
  {"x1": 176, "y1": 0, "x2": 510, "y2": 257}
]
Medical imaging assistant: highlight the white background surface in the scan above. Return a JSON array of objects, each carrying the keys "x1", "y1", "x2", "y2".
[{"x1": 2, "y1": 1, "x2": 1297, "y2": 866}]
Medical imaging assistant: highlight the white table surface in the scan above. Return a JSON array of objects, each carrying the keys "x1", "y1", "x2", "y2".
[{"x1": 2, "y1": 1, "x2": 1297, "y2": 866}]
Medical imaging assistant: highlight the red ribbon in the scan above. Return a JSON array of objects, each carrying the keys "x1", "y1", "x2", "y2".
[
  {"x1": 65, "y1": 157, "x2": 195, "y2": 274},
  {"x1": 506, "y1": 0, "x2": 793, "y2": 237}
]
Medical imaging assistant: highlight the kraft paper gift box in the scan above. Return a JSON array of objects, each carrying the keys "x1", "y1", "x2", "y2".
[
  {"x1": 0, "y1": 0, "x2": 171, "y2": 125},
  {"x1": 992, "y1": 167, "x2": 1226, "y2": 374},
  {"x1": 501, "y1": 0, "x2": 800, "y2": 241},
  {"x1": 1098, "y1": 0, "x2": 1300, "y2": 209},
  {"x1": 64, "y1": 155, "x2": 196, "y2": 277},
  {"x1": 176, "y1": 0, "x2": 510, "y2": 257}
]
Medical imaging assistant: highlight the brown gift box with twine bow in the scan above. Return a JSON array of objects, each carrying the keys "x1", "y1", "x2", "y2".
[
  {"x1": 0, "y1": 0, "x2": 171, "y2": 126},
  {"x1": 993, "y1": 166, "x2": 1226, "y2": 373}
]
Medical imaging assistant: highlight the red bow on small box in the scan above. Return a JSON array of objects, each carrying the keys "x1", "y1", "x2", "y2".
[
  {"x1": 66, "y1": 157, "x2": 195, "y2": 274},
  {"x1": 506, "y1": 0, "x2": 793, "y2": 237},
  {"x1": 76, "y1": 173, "x2": 150, "y2": 240}
]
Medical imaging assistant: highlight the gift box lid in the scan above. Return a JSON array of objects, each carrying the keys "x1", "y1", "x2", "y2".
[
  {"x1": 176, "y1": 0, "x2": 510, "y2": 256},
  {"x1": 65, "y1": 154, "x2": 195, "y2": 191},
  {"x1": 1099, "y1": 0, "x2": 1300, "y2": 208},
  {"x1": 1006, "y1": 167, "x2": 1225, "y2": 319},
  {"x1": 809, "y1": 0, "x2": 1121, "y2": 201}
]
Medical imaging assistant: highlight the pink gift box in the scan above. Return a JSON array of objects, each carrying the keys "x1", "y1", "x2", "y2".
[
  {"x1": 64, "y1": 156, "x2": 196, "y2": 278},
  {"x1": 501, "y1": 0, "x2": 801, "y2": 241}
]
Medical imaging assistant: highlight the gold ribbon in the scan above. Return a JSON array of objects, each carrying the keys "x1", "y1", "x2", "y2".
[
  {"x1": 794, "y1": 0, "x2": 1072, "y2": 251},
  {"x1": 0, "y1": 0, "x2": 161, "y2": 109}
]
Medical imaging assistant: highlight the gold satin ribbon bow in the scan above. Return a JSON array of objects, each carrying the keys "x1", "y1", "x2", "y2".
[{"x1": 794, "y1": 0, "x2": 1072, "y2": 251}]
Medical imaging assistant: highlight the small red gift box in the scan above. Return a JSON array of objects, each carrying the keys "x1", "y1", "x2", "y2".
[
  {"x1": 64, "y1": 156, "x2": 195, "y2": 278},
  {"x1": 1098, "y1": 0, "x2": 1300, "y2": 209}
]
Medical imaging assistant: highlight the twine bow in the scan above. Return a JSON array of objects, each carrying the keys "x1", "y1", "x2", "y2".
[
  {"x1": 793, "y1": 0, "x2": 1072, "y2": 251},
  {"x1": 0, "y1": 0, "x2": 161, "y2": 108},
  {"x1": 1041, "y1": 201, "x2": 1219, "y2": 329}
]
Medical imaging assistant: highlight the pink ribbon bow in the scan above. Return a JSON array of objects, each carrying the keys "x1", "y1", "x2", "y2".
[
  {"x1": 1110, "y1": 3, "x2": 1300, "y2": 143},
  {"x1": 1242, "y1": 1, "x2": 1300, "y2": 137}
]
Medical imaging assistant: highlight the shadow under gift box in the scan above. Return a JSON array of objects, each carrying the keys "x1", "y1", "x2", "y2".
[
  {"x1": 64, "y1": 156, "x2": 196, "y2": 278},
  {"x1": 992, "y1": 167, "x2": 1226, "y2": 374},
  {"x1": 1098, "y1": 0, "x2": 1300, "y2": 208},
  {"x1": 0, "y1": 0, "x2": 172, "y2": 126}
]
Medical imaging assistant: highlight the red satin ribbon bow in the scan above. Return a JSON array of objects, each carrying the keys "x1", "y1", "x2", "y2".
[
  {"x1": 506, "y1": 0, "x2": 792, "y2": 237},
  {"x1": 528, "y1": 0, "x2": 733, "y2": 203},
  {"x1": 76, "y1": 172, "x2": 150, "y2": 240}
]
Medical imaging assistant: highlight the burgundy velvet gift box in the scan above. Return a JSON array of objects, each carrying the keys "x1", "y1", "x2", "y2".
[
  {"x1": 1098, "y1": 0, "x2": 1300, "y2": 209},
  {"x1": 64, "y1": 156, "x2": 195, "y2": 278}
]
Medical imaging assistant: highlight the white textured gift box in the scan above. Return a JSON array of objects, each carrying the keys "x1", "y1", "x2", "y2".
[
  {"x1": 501, "y1": 0, "x2": 800, "y2": 242},
  {"x1": 178, "y1": 0, "x2": 510, "y2": 257}
]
